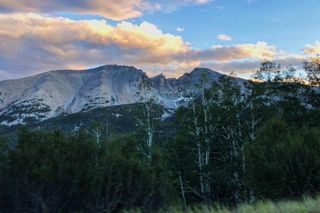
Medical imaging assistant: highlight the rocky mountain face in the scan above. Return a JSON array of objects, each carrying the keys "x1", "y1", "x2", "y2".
[{"x1": 0, "y1": 65, "x2": 229, "y2": 126}]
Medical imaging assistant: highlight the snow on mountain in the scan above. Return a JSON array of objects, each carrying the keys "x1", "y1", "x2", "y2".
[
  {"x1": 0, "y1": 65, "x2": 227, "y2": 126},
  {"x1": 66, "y1": 66, "x2": 149, "y2": 113}
]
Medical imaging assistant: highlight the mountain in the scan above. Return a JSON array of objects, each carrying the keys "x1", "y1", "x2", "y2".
[{"x1": 0, "y1": 65, "x2": 234, "y2": 127}]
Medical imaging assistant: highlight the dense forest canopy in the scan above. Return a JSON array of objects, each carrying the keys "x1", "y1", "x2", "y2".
[{"x1": 0, "y1": 58, "x2": 319, "y2": 212}]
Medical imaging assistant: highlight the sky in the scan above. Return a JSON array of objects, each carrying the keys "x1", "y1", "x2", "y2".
[{"x1": 0, "y1": 0, "x2": 319, "y2": 80}]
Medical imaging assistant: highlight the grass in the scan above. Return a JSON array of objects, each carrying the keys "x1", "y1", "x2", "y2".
[{"x1": 127, "y1": 196, "x2": 320, "y2": 213}]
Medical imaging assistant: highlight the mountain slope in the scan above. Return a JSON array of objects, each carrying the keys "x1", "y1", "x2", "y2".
[{"x1": 0, "y1": 65, "x2": 235, "y2": 126}]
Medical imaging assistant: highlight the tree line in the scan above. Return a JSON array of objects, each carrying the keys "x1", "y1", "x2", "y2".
[{"x1": 0, "y1": 58, "x2": 319, "y2": 212}]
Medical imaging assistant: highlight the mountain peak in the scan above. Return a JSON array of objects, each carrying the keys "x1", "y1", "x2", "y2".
[
  {"x1": 191, "y1": 67, "x2": 213, "y2": 73},
  {"x1": 151, "y1": 73, "x2": 166, "y2": 80},
  {"x1": 0, "y1": 64, "x2": 243, "y2": 126},
  {"x1": 190, "y1": 67, "x2": 221, "y2": 76},
  {"x1": 86, "y1": 64, "x2": 142, "y2": 73},
  {"x1": 178, "y1": 67, "x2": 221, "y2": 82}
]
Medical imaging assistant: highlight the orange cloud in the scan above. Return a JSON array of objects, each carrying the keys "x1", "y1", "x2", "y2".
[
  {"x1": 0, "y1": 13, "x2": 304, "y2": 79},
  {"x1": 0, "y1": 0, "x2": 146, "y2": 20},
  {"x1": 0, "y1": 0, "x2": 211, "y2": 20},
  {"x1": 200, "y1": 55, "x2": 305, "y2": 75},
  {"x1": 180, "y1": 41, "x2": 277, "y2": 63},
  {"x1": 0, "y1": 13, "x2": 191, "y2": 76},
  {"x1": 303, "y1": 41, "x2": 320, "y2": 54}
]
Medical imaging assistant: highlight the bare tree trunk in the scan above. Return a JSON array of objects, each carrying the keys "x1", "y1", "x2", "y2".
[
  {"x1": 147, "y1": 129, "x2": 153, "y2": 152},
  {"x1": 145, "y1": 103, "x2": 153, "y2": 159},
  {"x1": 192, "y1": 105, "x2": 205, "y2": 196},
  {"x1": 232, "y1": 138, "x2": 241, "y2": 203},
  {"x1": 178, "y1": 170, "x2": 188, "y2": 213},
  {"x1": 201, "y1": 88, "x2": 211, "y2": 200},
  {"x1": 248, "y1": 103, "x2": 257, "y2": 144},
  {"x1": 93, "y1": 129, "x2": 101, "y2": 144},
  {"x1": 247, "y1": 103, "x2": 259, "y2": 202}
]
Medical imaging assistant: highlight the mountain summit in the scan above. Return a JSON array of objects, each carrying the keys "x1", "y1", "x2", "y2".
[{"x1": 0, "y1": 65, "x2": 232, "y2": 126}]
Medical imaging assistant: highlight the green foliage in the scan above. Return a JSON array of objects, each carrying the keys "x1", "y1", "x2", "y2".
[
  {"x1": 0, "y1": 129, "x2": 171, "y2": 212},
  {"x1": 0, "y1": 61, "x2": 320, "y2": 211},
  {"x1": 132, "y1": 196, "x2": 320, "y2": 213},
  {"x1": 247, "y1": 118, "x2": 320, "y2": 199},
  {"x1": 167, "y1": 63, "x2": 320, "y2": 207},
  {"x1": 304, "y1": 56, "x2": 320, "y2": 86}
]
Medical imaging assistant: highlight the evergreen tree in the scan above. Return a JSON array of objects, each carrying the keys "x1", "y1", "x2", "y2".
[{"x1": 247, "y1": 118, "x2": 320, "y2": 199}]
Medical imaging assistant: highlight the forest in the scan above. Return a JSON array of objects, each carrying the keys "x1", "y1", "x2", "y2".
[{"x1": 0, "y1": 58, "x2": 319, "y2": 212}]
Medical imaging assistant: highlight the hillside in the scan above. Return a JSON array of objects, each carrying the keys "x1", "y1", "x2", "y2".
[{"x1": 0, "y1": 65, "x2": 234, "y2": 127}]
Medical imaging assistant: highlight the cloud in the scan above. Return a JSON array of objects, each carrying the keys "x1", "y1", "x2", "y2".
[
  {"x1": 184, "y1": 41, "x2": 277, "y2": 62},
  {"x1": 176, "y1": 27, "x2": 185, "y2": 32},
  {"x1": 303, "y1": 41, "x2": 320, "y2": 54},
  {"x1": 0, "y1": 13, "x2": 191, "y2": 77},
  {"x1": 201, "y1": 60, "x2": 261, "y2": 74},
  {"x1": 0, "y1": 0, "x2": 212, "y2": 20},
  {"x1": 217, "y1": 34, "x2": 232, "y2": 41},
  {"x1": 0, "y1": 0, "x2": 149, "y2": 20},
  {"x1": 193, "y1": 0, "x2": 210, "y2": 4},
  {"x1": 200, "y1": 53, "x2": 305, "y2": 75},
  {"x1": 0, "y1": 13, "x2": 305, "y2": 79}
]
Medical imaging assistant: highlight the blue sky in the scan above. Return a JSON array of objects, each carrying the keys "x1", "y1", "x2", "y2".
[
  {"x1": 0, "y1": 0, "x2": 319, "y2": 80},
  {"x1": 141, "y1": 0, "x2": 320, "y2": 51}
]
